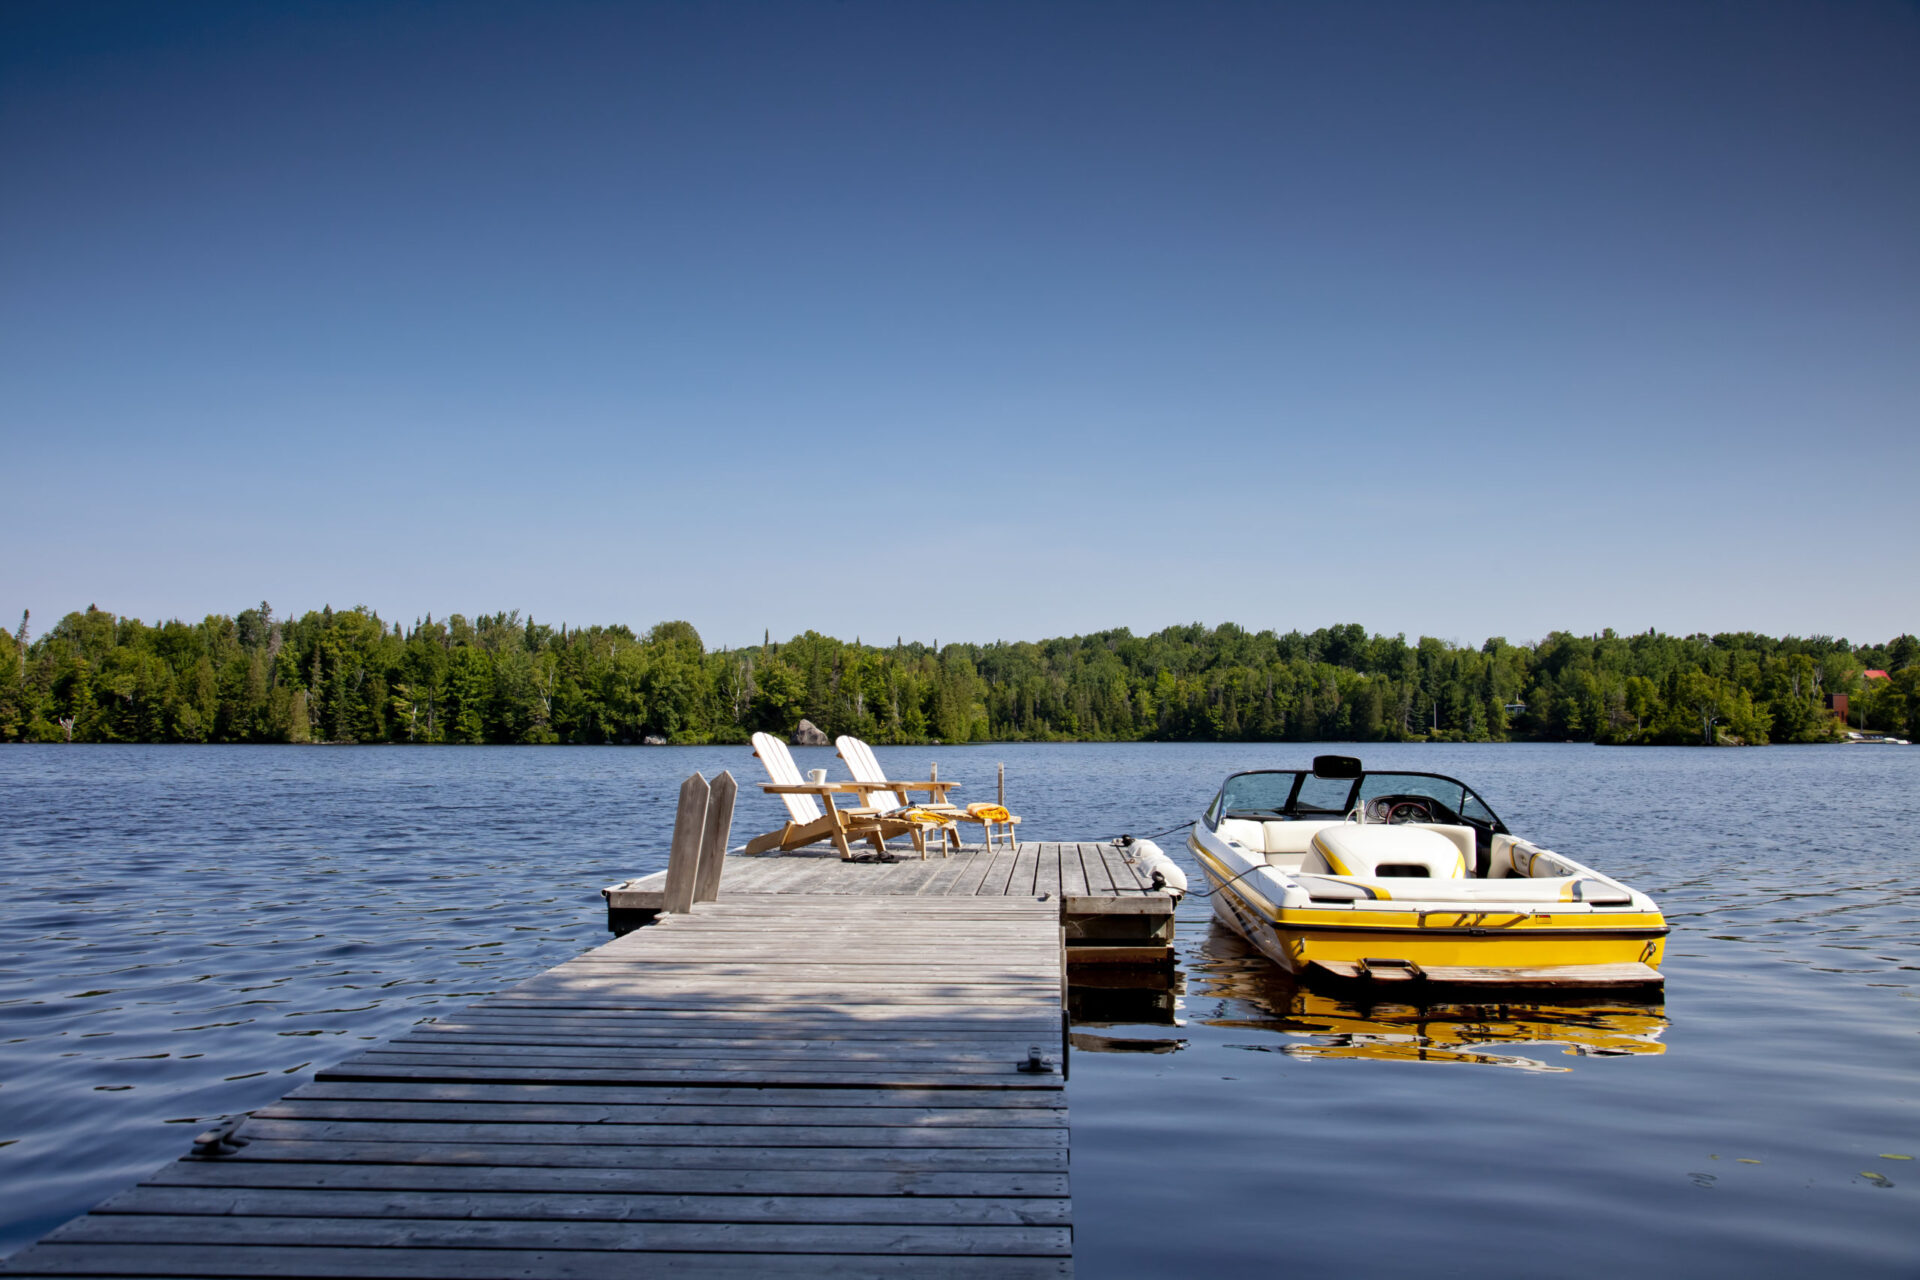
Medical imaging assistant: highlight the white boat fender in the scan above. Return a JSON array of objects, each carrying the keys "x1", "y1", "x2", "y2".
[{"x1": 1113, "y1": 835, "x2": 1187, "y2": 898}]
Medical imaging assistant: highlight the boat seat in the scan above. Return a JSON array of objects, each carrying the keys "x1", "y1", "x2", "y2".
[
  {"x1": 1302, "y1": 825, "x2": 1467, "y2": 879},
  {"x1": 1261, "y1": 820, "x2": 1341, "y2": 856},
  {"x1": 1296, "y1": 874, "x2": 1623, "y2": 904},
  {"x1": 1408, "y1": 823, "x2": 1477, "y2": 868},
  {"x1": 1493, "y1": 835, "x2": 1574, "y2": 879},
  {"x1": 1215, "y1": 819, "x2": 1342, "y2": 868}
]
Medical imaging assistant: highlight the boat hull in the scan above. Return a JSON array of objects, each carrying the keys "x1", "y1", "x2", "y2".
[{"x1": 1200, "y1": 840, "x2": 1666, "y2": 989}]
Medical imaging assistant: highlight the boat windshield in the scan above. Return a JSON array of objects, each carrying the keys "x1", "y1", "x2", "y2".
[{"x1": 1212, "y1": 769, "x2": 1504, "y2": 832}]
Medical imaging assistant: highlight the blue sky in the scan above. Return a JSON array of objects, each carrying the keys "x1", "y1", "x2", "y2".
[{"x1": 4, "y1": 1, "x2": 1915, "y2": 648}]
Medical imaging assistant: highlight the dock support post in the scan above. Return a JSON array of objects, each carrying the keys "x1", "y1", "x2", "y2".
[
  {"x1": 662, "y1": 772, "x2": 711, "y2": 914},
  {"x1": 694, "y1": 770, "x2": 736, "y2": 904}
]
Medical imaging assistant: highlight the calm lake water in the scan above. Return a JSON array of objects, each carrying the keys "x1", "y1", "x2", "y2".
[{"x1": 1, "y1": 742, "x2": 1915, "y2": 1274}]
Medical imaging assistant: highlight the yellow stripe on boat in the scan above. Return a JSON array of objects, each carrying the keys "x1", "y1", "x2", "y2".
[
  {"x1": 1309, "y1": 831, "x2": 1355, "y2": 876},
  {"x1": 1280, "y1": 929, "x2": 1666, "y2": 970},
  {"x1": 1268, "y1": 905, "x2": 1667, "y2": 932}
]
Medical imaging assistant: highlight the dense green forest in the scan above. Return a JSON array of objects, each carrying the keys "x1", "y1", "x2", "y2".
[{"x1": 2, "y1": 604, "x2": 1915, "y2": 747}]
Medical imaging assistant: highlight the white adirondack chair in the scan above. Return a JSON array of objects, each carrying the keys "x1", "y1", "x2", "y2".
[{"x1": 744, "y1": 732, "x2": 909, "y2": 859}]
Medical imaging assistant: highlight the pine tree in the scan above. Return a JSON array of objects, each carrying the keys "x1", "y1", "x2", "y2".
[{"x1": 287, "y1": 689, "x2": 312, "y2": 743}]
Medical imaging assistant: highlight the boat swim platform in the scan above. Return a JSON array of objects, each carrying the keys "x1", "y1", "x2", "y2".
[
  {"x1": 604, "y1": 841, "x2": 1180, "y2": 966},
  {"x1": 1, "y1": 895, "x2": 1074, "y2": 1279}
]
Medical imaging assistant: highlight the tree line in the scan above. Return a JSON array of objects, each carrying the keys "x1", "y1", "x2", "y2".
[{"x1": 2, "y1": 604, "x2": 1915, "y2": 747}]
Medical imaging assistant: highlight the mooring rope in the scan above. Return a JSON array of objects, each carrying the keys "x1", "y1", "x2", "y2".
[
  {"x1": 1108, "y1": 822, "x2": 1268, "y2": 902},
  {"x1": 1108, "y1": 820, "x2": 1193, "y2": 846},
  {"x1": 1181, "y1": 860, "x2": 1273, "y2": 901}
]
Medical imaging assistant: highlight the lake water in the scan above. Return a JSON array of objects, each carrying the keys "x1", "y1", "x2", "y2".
[{"x1": 1, "y1": 742, "x2": 1915, "y2": 1275}]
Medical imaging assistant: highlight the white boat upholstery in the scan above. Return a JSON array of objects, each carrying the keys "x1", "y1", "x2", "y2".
[
  {"x1": 1408, "y1": 823, "x2": 1477, "y2": 867},
  {"x1": 1215, "y1": 819, "x2": 1342, "y2": 867},
  {"x1": 1493, "y1": 835, "x2": 1578, "y2": 879},
  {"x1": 1297, "y1": 875, "x2": 1620, "y2": 905},
  {"x1": 1303, "y1": 825, "x2": 1467, "y2": 879},
  {"x1": 1262, "y1": 820, "x2": 1341, "y2": 855}
]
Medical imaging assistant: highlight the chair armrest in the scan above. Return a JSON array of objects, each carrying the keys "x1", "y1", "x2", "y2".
[{"x1": 874, "y1": 780, "x2": 960, "y2": 799}]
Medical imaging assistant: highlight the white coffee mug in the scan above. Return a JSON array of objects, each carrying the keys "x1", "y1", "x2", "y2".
[{"x1": 807, "y1": 769, "x2": 828, "y2": 785}]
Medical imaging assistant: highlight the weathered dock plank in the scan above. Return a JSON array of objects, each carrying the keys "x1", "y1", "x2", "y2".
[
  {"x1": 282, "y1": 1080, "x2": 1064, "y2": 1109},
  {"x1": 97, "y1": 1184, "x2": 1074, "y2": 1226},
  {"x1": 230, "y1": 1117, "x2": 1066, "y2": 1148},
  {"x1": 37, "y1": 1215, "x2": 1072, "y2": 1255},
  {"x1": 4, "y1": 1244, "x2": 1070, "y2": 1278},
  {"x1": 154, "y1": 1139, "x2": 1068, "y2": 1173},
  {"x1": 2, "y1": 896, "x2": 1071, "y2": 1278},
  {"x1": 255, "y1": 1097, "x2": 1063, "y2": 1127},
  {"x1": 142, "y1": 1157, "x2": 1070, "y2": 1197}
]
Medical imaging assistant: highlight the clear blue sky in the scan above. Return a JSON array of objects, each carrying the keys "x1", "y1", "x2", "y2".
[{"x1": 4, "y1": 1, "x2": 1915, "y2": 649}]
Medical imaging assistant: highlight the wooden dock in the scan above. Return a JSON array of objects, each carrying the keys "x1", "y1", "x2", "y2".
[
  {"x1": 605, "y1": 842, "x2": 1178, "y2": 966},
  {"x1": 2, "y1": 895, "x2": 1073, "y2": 1278}
]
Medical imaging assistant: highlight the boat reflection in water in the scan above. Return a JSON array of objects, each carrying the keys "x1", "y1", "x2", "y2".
[{"x1": 1188, "y1": 924, "x2": 1668, "y2": 1072}]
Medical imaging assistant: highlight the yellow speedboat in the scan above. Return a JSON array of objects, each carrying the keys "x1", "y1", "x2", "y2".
[{"x1": 1188, "y1": 756, "x2": 1667, "y2": 989}]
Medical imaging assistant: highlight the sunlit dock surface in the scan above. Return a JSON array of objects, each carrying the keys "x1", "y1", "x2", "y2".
[
  {"x1": 607, "y1": 841, "x2": 1179, "y2": 966},
  {"x1": 2, "y1": 894, "x2": 1073, "y2": 1277}
]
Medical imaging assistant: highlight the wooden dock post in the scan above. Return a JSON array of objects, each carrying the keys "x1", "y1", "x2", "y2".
[
  {"x1": 597, "y1": 770, "x2": 742, "y2": 933},
  {"x1": 693, "y1": 770, "x2": 736, "y2": 904},
  {"x1": 660, "y1": 772, "x2": 710, "y2": 915}
]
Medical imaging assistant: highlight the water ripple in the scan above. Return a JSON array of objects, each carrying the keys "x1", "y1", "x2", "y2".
[{"x1": 1, "y1": 741, "x2": 1915, "y2": 1275}]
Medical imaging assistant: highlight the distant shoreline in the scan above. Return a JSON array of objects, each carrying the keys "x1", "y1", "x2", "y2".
[
  {"x1": 3, "y1": 736, "x2": 1894, "y2": 749},
  {"x1": 4, "y1": 605, "x2": 1912, "y2": 748}
]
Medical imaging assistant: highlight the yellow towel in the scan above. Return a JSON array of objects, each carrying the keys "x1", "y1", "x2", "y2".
[
  {"x1": 902, "y1": 808, "x2": 955, "y2": 826},
  {"x1": 967, "y1": 803, "x2": 1012, "y2": 823}
]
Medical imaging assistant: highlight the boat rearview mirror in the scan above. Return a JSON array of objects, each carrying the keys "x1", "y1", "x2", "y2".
[{"x1": 1312, "y1": 755, "x2": 1363, "y2": 778}]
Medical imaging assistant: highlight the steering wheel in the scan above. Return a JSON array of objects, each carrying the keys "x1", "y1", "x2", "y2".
[{"x1": 1364, "y1": 795, "x2": 1437, "y2": 824}]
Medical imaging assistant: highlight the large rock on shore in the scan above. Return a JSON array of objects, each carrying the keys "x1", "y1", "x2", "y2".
[{"x1": 790, "y1": 719, "x2": 829, "y2": 747}]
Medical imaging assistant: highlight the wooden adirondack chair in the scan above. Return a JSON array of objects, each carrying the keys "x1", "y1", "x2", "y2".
[
  {"x1": 835, "y1": 735, "x2": 1021, "y2": 853},
  {"x1": 744, "y1": 732, "x2": 914, "y2": 860},
  {"x1": 815, "y1": 736, "x2": 954, "y2": 858}
]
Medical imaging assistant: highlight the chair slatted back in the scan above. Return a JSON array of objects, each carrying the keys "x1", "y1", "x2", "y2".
[
  {"x1": 835, "y1": 735, "x2": 901, "y2": 812},
  {"x1": 750, "y1": 732, "x2": 822, "y2": 823}
]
